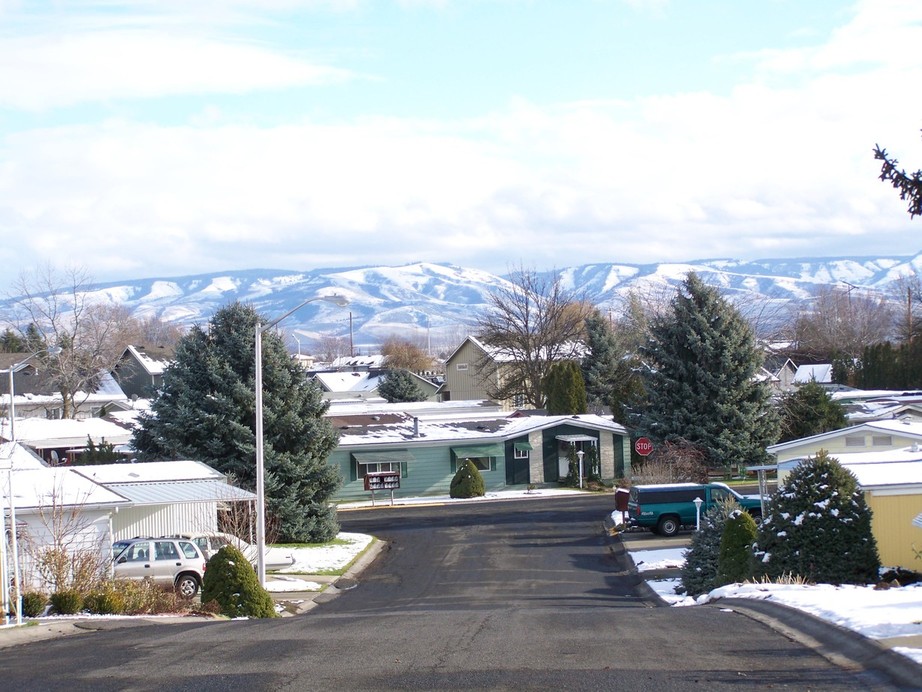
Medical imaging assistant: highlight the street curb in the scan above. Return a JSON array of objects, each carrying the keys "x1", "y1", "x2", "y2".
[
  {"x1": 604, "y1": 528, "x2": 922, "y2": 690},
  {"x1": 716, "y1": 598, "x2": 922, "y2": 691}
]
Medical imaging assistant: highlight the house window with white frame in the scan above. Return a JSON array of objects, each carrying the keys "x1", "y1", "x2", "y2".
[
  {"x1": 462, "y1": 456, "x2": 491, "y2": 472},
  {"x1": 358, "y1": 461, "x2": 402, "y2": 478},
  {"x1": 512, "y1": 393, "x2": 526, "y2": 409},
  {"x1": 514, "y1": 446, "x2": 529, "y2": 460},
  {"x1": 456, "y1": 362, "x2": 468, "y2": 371}
]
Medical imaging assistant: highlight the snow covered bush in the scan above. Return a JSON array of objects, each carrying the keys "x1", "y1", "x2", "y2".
[
  {"x1": 679, "y1": 498, "x2": 741, "y2": 597},
  {"x1": 201, "y1": 545, "x2": 277, "y2": 618},
  {"x1": 450, "y1": 459, "x2": 485, "y2": 499},
  {"x1": 717, "y1": 509, "x2": 758, "y2": 585},
  {"x1": 753, "y1": 449, "x2": 880, "y2": 585}
]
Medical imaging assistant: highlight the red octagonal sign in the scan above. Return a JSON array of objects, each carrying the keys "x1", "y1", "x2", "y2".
[{"x1": 634, "y1": 437, "x2": 653, "y2": 456}]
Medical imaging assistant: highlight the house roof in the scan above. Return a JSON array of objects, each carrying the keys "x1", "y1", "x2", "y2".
[
  {"x1": 5, "y1": 416, "x2": 134, "y2": 449},
  {"x1": 778, "y1": 447, "x2": 922, "y2": 490},
  {"x1": 121, "y1": 345, "x2": 174, "y2": 376},
  {"x1": 71, "y1": 460, "x2": 255, "y2": 505},
  {"x1": 793, "y1": 363, "x2": 833, "y2": 384},
  {"x1": 767, "y1": 419, "x2": 922, "y2": 454},
  {"x1": 314, "y1": 370, "x2": 384, "y2": 393},
  {"x1": 335, "y1": 412, "x2": 627, "y2": 450},
  {"x1": 2, "y1": 464, "x2": 130, "y2": 511}
]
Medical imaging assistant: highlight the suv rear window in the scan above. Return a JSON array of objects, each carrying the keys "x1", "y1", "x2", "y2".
[
  {"x1": 179, "y1": 541, "x2": 199, "y2": 559},
  {"x1": 633, "y1": 487, "x2": 705, "y2": 504}
]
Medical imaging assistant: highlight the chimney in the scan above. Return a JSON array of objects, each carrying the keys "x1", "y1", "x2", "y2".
[{"x1": 413, "y1": 417, "x2": 419, "y2": 438}]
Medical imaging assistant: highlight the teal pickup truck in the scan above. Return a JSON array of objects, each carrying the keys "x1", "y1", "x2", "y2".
[{"x1": 626, "y1": 482, "x2": 763, "y2": 537}]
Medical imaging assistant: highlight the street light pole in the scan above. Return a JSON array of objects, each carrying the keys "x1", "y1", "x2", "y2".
[{"x1": 254, "y1": 294, "x2": 348, "y2": 586}]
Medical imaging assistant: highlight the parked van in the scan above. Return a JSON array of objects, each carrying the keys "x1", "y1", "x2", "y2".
[{"x1": 626, "y1": 482, "x2": 762, "y2": 537}]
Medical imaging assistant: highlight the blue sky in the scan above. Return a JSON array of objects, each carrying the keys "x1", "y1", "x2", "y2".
[{"x1": 1, "y1": 0, "x2": 920, "y2": 289}]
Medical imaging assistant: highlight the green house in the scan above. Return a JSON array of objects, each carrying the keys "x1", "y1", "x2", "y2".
[{"x1": 327, "y1": 407, "x2": 631, "y2": 503}]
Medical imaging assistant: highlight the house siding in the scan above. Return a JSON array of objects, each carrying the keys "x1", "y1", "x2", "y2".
[
  {"x1": 444, "y1": 340, "x2": 496, "y2": 403},
  {"x1": 112, "y1": 502, "x2": 218, "y2": 540},
  {"x1": 865, "y1": 490, "x2": 922, "y2": 569}
]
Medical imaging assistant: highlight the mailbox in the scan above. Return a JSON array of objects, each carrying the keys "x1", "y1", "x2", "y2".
[{"x1": 364, "y1": 470, "x2": 401, "y2": 492}]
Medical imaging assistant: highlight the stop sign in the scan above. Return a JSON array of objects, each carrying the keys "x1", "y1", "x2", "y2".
[{"x1": 634, "y1": 437, "x2": 653, "y2": 456}]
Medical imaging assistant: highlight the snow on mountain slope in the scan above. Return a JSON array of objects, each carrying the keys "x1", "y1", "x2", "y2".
[{"x1": 3, "y1": 255, "x2": 920, "y2": 352}]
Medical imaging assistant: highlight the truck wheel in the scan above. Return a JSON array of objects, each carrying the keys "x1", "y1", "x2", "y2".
[
  {"x1": 175, "y1": 574, "x2": 200, "y2": 599},
  {"x1": 657, "y1": 516, "x2": 680, "y2": 537}
]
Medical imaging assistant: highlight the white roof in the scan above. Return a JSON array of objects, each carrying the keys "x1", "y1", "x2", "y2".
[
  {"x1": 314, "y1": 371, "x2": 383, "y2": 393},
  {"x1": 2, "y1": 465, "x2": 129, "y2": 511},
  {"x1": 330, "y1": 355, "x2": 387, "y2": 368},
  {"x1": 6, "y1": 417, "x2": 134, "y2": 449},
  {"x1": 0, "y1": 441, "x2": 48, "y2": 470},
  {"x1": 768, "y1": 419, "x2": 922, "y2": 454},
  {"x1": 793, "y1": 364, "x2": 833, "y2": 384},
  {"x1": 125, "y1": 345, "x2": 172, "y2": 376},
  {"x1": 72, "y1": 460, "x2": 225, "y2": 483}
]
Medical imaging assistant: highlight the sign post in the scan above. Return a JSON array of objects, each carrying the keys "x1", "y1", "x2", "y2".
[{"x1": 634, "y1": 437, "x2": 653, "y2": 457}]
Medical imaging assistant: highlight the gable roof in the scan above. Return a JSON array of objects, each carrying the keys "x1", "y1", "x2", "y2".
[
  {"x1": 768, "y1": 419, "x2": 922, "y2": 455},
  {"x1": 793, "y1": 363, "x2": 833, "y2": 384},
  {"x1": 120, "y1": 345, "x2": 174, "y2": 376}
]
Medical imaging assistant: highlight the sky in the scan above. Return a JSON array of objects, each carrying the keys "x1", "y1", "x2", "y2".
[{"x1": 2, "y1": 0, "x2": 921, "y2": 292}]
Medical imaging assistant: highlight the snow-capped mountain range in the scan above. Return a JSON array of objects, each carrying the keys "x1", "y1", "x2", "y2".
[{"x1": 6, "y1": 253, "x2": 922, "y2": 353}]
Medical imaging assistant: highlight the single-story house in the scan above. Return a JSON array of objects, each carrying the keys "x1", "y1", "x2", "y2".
[
  {"x1": 111, "y1": 345, "x2": 174, "y2": 401},
  {"x1": 72, "y1": 460, "x2": 256, "y2": 541},
  {"x1": 767, "y1": 419, "x2": 922, "y2": 484},
  {"x1": 777, "y1": 447, "x2": 922, "y2": 569},
  {"x1": 3, "y1": 416, "x2": 136, "y2": 465},
  {"x1": 327, "y1": 402, "x2": 631, "y2": 502}
]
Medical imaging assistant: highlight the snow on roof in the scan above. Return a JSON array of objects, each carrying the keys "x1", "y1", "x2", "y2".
[
  {"x1": 124, "y1": 345, "x2": 173, "y2": 375},
  {"x1": 8, "y1": 417, "x2": 134, "y2": 448},
  {"x1": 72, "y1": 460, "x2": 225, "y2": 484},
  {"x1": 330, "y1": 355, "x2": 387, "y2": 369},
  {"x1": 793, "y1": 364, "x2": 833, "y2": 384},
  {"x1": 335, "y1": 412, "x2": 627, "y2": 449},
  {"x1": 2, "y1": 466, "x2": 129, "y2": 511},
  {"x1": 777, "y1": 447, "x2": 922, "y2": 489},
  {"x1": 1, "y1": 441, "x2": 48, "y2": 470},
  {"x1": 103, "y1": 479, "x2": 255, "y2": 505},
  {"x1": 768, "y1": 419, "x2": 922, "y2": 453},
  {"x1": 314, "y1": 371, "x2": 383, "y2": 393},
  {"x1": 326, "y1": 398, "x2": 502, "y2": 419}
]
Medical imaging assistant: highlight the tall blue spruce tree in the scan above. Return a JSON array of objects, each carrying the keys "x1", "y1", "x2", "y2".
[
  {"x1": 631, "y1": 273, "x2": 779, "y2": 472},
  {"x1": 132, "y1": 301, "x2": 342, "y2": 542}
]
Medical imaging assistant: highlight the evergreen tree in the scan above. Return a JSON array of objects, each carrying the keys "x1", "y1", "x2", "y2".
[
  {"x1": 777, "y1": 381, "x2": 847, "y2": 442},
  {"x1": 544, "y1": 360, "x2": 587, "y2": 415},
  {"x1": 377, "y1": 368, "x2": 427, "y2": 403},
  {"x1": 132, "y1": 302, "x2": 342, "y2": 543},
  {"x1": 631, "y1": 273, "x2": 779, "y2": 472},
  {"x1": 201, "y1": 545, "x2": 277, "y2": 618},
  {"x1": 679, "y1": 498, "x2": 741, "y2": 597},
  {"x1": 580, "y1": 309, "x2": 643, "y2": 420},
  {"x1": 754, "y1": 450, "x2": 880, "y2": 585}
]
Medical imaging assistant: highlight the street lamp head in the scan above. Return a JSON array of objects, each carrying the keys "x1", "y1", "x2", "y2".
[{"x1": 323, "y1": 294, "x2": 349, "y2": 307}]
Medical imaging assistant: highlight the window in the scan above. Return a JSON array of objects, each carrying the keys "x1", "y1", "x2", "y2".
[
  {"x1": 512, "y1": 393, "x2": 526, "y2": 408},
  {"x1": 845, "y1": 436, "x2": 866, "y2": 447},
  {"x1": 872, "y1": 435, "x2": 893, "y2": 447},
  {"x1": 514, "y1": 447, "x2": 529, "y2": 460},
  {"x1": 179, "y1": 541, "x2": 199, "y2": 559},
  {"x1": 358, "y1": 461, "x2": 402, "y2": 478},
  {"x1": 456, "y1": 362, "x2": 468, "y2": 371},
  {"x1": 466, "y1": 457, "x2": 491, "y2": 471}
]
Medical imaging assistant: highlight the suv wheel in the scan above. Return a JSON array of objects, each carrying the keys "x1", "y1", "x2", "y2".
[
  {"x1": 657, "y1": 516, "x2": 680, "y2": 537},
  {"x1": 175, "y1": 574, "x2": 200, "y2": 599}
]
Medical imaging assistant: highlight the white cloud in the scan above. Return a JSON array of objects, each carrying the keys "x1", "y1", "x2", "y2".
[{"x1": 0, "y1": 31, "x2": 351, "y2": 110}]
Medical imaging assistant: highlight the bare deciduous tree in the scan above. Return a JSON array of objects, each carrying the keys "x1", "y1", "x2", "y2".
[
  {"x1": 476, "y1": 267, "x2": 591, "y2": 409},
  {"x1": 313, "y1": 334, "x2": 352, "y2": 362},
  {"x1": 791, "y1": 284, "x2": 894, "y2": 361},
  {"x1": 380, "y1": 334, "x2": 434, "y2": 372},
  {"x1": 9, "y1": 265, "x2": 137, "y2": 418}
]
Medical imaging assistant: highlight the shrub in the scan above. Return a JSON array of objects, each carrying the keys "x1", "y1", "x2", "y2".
[
  {"x1": 450, "y1": 459, "x2": 486, "y2": 498},
  {"x1": 679, "y1": 498, "x2": 741, "y2": 598},
  {"x1": 754, "y1": 450, "x2": 880, "y2": 585},
  {"x1": 84, "y1": 586, "x2": 127, "y2": 615},
  {"x1": 717, "y1": 510, "x2": 758, "y2": 584},
  {"x1": 20, "y1": 591, "x2": 48, "y2": 618},
  {"x1": 112, "y1": 579, "x2": 191, "y2": 615},
  {"x1": 201, "y1": 546, "x2": 277, "y2": 618},
  {"x1": 50, "y1": 589, "x2": 83, "y2": 615}
]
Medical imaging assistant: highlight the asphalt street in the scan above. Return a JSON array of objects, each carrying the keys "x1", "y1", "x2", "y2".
[{"x1": 0, "y1": 493, "x2": 917, "y2": 691}]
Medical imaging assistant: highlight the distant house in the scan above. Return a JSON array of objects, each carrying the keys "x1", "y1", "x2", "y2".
[
  {"x1": 442, "y1": 336, "x2": 517, "y2": 409},
  {"x1": 112, "y1": 345, "x2": 174, "y2": 401},
  {"x1": 1, "y1": 353, "x2": 128, "y2": 421},
  {"x1": 2, "y1": 416, "x2": 135, "y2": 465},
  {"x1": 312, "y1": 369, "x2": 440, "y2": 403},
  {"x1": 832, "y1": 390, "x2": 922, "y2": 425},
  {"x1": 327, "y1": 402, "x2": 631, "y2": 502},
  {"x1": 792, "y1": 363, "x2": 833, "y2": 386}
]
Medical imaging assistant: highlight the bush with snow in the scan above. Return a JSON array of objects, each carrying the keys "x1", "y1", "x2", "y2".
[
  {"x1": 450, "y1": 459, "x2": 485, "y2": 499},
  {"x1": 679, "y1": 498, "x2": 741, "y2": 597},
  {"x1": 201, "y1": 545, "x2": 277, "y2": 618},
  {"x1": 753, "y1": 449, "x2": 880, "y2": 585}
]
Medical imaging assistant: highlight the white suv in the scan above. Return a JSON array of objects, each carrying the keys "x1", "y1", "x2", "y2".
[{"x1": 113, "y1": 538, "x2": 207, "y2": 598}]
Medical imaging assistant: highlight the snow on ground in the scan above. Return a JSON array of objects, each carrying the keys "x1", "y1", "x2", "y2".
[
  {"x1": 266, "y1": 532, "x2": 374, "y2": 593},
  {"x1": 634, "y1": 546, "x2": 922, "y2": 666}
]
